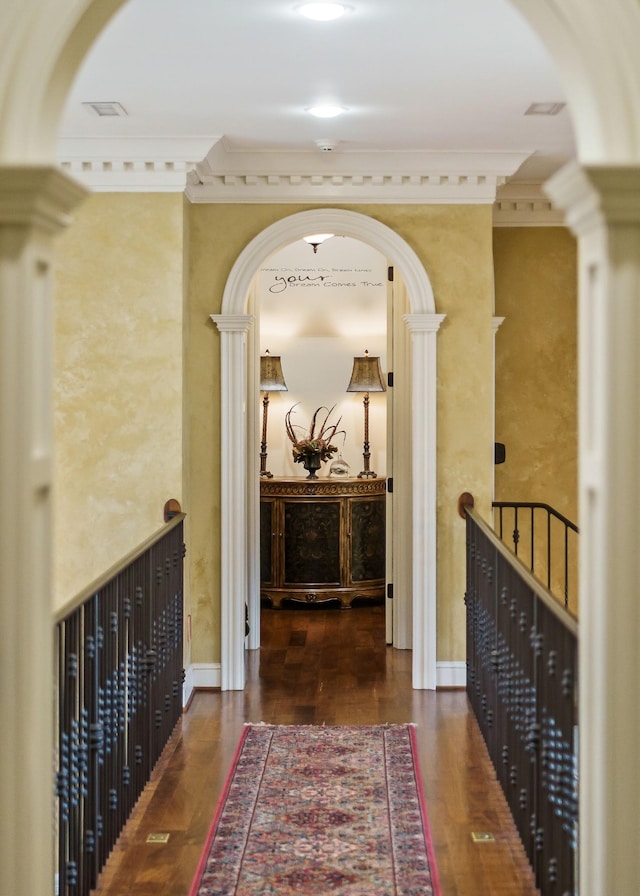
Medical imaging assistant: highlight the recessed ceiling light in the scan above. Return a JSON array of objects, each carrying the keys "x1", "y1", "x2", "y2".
[
  {"x1": 308, "y1": 104, "x2": 347, "y2": 119},
  {"x1": 297, "y1": 2, "x2": 349, "y2": 21},
  {"x1": 525, "y1": 102, "x2": 566, "y2": 116}
]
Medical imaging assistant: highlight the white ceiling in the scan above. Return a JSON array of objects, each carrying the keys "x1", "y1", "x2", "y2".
[{"x1": 57, "y1": 0, "x2": 576, "y2": 185}]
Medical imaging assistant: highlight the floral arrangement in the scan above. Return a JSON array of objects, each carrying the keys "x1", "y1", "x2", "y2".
[{"x1": 285, "y1": 403, "x2": 345, "y2": 465}]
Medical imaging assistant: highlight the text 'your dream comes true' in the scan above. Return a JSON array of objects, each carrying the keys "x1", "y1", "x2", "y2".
[{"x1": 267, "y1": 272, "x2": 382, "y2": 294}]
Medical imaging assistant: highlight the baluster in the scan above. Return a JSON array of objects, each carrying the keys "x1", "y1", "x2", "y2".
[{"x1": 55, "y1": 521, "x2": 184, "y2": 896}]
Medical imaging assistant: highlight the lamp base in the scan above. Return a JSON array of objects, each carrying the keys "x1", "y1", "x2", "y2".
[
  {"x1": 260, "y1": 470, "x2": 274, "y2": 479},
  {"x1": 357, "y1": 470, "x2": 378, "y2": 479}
]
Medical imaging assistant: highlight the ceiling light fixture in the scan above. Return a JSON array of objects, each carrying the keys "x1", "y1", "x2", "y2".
[
  {"x1": 303, "y1": 233, "x2": 335, "y2": 253},
  {"x1": 297, "y1": 2, "x2": 349, "y2": 22},
  {"x1": 308, "y1": 104, "x2": 347, "y2": 119}
]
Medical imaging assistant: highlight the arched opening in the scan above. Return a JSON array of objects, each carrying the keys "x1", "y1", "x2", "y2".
[
  {"x1": 214, "y1": 208, "x2": 443, "y2": 691},
  {"x1": 5, "y1": 3, "x2": 640, "y2": 894}
]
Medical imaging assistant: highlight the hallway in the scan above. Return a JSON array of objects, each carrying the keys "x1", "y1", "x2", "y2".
[{"x1": 93, "y1": 607, "x2": 537, "y2": 895}]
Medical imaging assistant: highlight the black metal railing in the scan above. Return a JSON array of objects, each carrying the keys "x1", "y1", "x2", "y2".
[
  {"x1": 461, "y1": 495, "x2": 578, "y2": 896},
  {"x1": 54, "y1": 516, "x2": 185, "y2": 896},
  {"x1": 492, "y1": 501, "x2": 579, "y2": 614}
]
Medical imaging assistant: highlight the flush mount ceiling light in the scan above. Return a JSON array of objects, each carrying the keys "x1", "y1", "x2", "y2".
[
  {"x1": 297, "y1": 2, "x2": 350, "y2": 21},
  {"x1": 525, "y1": 101, "x2": 566, "y2": 116},
  {"x1": 303, "y1": 232, "x2": 335, "y2": 253},
  {"x1": 308, "y1": 104, "x2": 347, "y2": 119}
]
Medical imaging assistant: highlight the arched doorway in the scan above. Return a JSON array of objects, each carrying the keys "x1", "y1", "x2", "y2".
[{"x1": 213, "y1": 208, "x2": 444, "y2": 691}]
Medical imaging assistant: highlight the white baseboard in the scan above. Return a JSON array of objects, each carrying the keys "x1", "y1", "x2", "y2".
[
  {"x1": 436, "y1": 661, "x2": 467, "y2": 689},
  {"x1": 183, "y1": 660, "x2": 465, "y2": 704},
  {"x1": 183, "y1": 662, "x2": 221, "y2": 706}
]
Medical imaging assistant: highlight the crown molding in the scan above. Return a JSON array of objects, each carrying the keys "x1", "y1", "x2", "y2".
[
  {"x1": 56, "y1": 136, "x2": 216, "y2": 192},
  {"x1": 185, "y1": 139, "x2": 531, "y2": 204},
  {"x1": 55, "y1": 136, "x2": 566, "y2": 224},
  {"x1": 493, "y1": 181, "x2": 566, "y2": 226}
]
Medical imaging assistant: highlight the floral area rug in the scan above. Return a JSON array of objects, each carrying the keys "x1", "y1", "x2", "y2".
[{"x1": 189, "y1": 724, "x2": 441, "y2": 895}]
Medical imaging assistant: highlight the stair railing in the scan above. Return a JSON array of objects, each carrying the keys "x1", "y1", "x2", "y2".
[
  {"x1": 54, "y1": 515, "x2": 185, "y2": 896},
  {"x1": 460, "y1": 493, "x2": 578, "y2": 896},
  {"x1": 492, "y1": 501, "x2": 579, "y2": 613}
]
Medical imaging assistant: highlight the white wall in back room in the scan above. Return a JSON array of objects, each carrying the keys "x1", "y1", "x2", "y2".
[{"x1": 259, "y1": 236, "x2": 388, "y2": 479}]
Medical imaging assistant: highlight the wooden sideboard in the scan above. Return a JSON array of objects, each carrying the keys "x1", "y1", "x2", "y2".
[{"x1": 260, "y1": 477, "x2": 386, "y2": 608}]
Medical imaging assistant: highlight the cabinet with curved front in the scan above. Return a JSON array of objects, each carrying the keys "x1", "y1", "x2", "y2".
[{"x1": 260, "y1": 477, "x2": 386, "y2": 608}]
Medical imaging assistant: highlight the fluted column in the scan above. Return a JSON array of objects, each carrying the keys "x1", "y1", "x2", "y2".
[
  {"x1": 546, "y1": 163, "x2": 640, "y2": 896},
  {"x1": 211, "y1": 314, "x2": 253, "y2": 690},
  {"x1": 403, "y1": 313, "x2": 446, "y2": 689},
  {"x1": 0, "y1": 166, "x2": 87, "y2": 896}
]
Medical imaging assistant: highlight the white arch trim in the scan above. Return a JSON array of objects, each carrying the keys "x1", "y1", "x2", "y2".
[
  {"x1": 214, "y1": 208, "x2": 444, "y2": 690},
  {"x1": 221, "y1": 209, "x2": 435, "y2": 314}
]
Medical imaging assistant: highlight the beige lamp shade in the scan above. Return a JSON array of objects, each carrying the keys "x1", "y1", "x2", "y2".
[
  {"x1": 346, "y1": 352, "x2": 386, "y2": 393},
  {"x1": 260, "y1": 353, "x2": 288, "y2": 391}
]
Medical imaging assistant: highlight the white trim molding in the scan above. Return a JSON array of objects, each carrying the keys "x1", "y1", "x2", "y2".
[
  {"x1": 0, "y1": 166, "x2": 88, "y2": 896},
  {"x1": 187, "y1": 142, "x2": 530, "y2": 204},
  {"x1": 545, "y1": 161, "x2": 640, "y2": 896},
  {"x1": 210, "y1": 313, "x2": 253, "y2": 692},
  {"x1": 183, "y1": 663, "x2": 222, "y2": 706},
  {"x1": 436, "y1": 661, "x2": 467, "y2": 689},
  {"x1": 404, "y1": 313, "x2": 446, "y2": 690},
  {"x1": 493, "y1": 181, "x2": 566, "y2": 226},
  {"x1": 56, "y1": 137, "x2": 216, "y2": 192},
  {"x1": 215, "y1": 208, "x2": 442, "y2": 691}
]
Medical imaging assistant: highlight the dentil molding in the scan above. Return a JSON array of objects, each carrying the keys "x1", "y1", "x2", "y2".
[
  {"x1": 186, "y1": 139, "x2": 529, "y2": 204},
  {"x1": 493, "y1": 181, "x2": 566, "y2": 226},
  {"x1": 55, "y1": 136, "x2": 566, "y2": 222},
  {"x1": 56, "y1": 136, "x2": 215, "y2": 192}
]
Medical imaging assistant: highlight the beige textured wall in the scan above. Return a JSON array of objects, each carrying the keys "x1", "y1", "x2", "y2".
[
  {"x1": 493, "y1": 227, "x2": 578, "y2": 610},
  {"x1": 53, "y1": 192, "x2": 184, "y2": 613},
  {"x1": 185, "y1": 203, "x2": 495, "y2": 665}
]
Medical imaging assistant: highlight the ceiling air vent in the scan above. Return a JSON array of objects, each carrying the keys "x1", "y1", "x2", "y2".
[
  {"x1": 525, "y1": 102, "x2": 565, "y2": 116},
  {"x1": 82, "y1": 102, "x2": 128, "y2": 117}
]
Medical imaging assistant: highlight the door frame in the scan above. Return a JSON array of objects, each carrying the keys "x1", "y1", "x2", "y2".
[{"x1": 212, "y1": 208, "x2": 444, "y2": 690}]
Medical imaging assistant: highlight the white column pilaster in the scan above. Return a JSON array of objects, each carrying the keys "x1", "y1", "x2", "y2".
[
  {"x1": 546, "y1": 162, "x2": 640, "y2": 896},
  {"x1": 211, "y1": 313, "x2": 253, "y2": 690},
  {"x1": 0, "y1": 166, "x2": 87, "y2": 896},
  {"x1": 403, "y1": 313, "x2": 446, "y2": 689}
]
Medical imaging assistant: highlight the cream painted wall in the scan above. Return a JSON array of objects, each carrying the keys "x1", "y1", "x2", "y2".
[
  {"x1": 186, "y1": 203, "x2": 495, "y2": 666},
  {"x1": 53, "y1": 192, "x2": 184, "y2": 614},
  {"x1": 493, "y1": 226, "x2": 578, "y2": 611}
]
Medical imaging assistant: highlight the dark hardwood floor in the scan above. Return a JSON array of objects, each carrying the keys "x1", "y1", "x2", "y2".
[{"x1": 93, "y1": 606, "x2": 538, "y2": 895}]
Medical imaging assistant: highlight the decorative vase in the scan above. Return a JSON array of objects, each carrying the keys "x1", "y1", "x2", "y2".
[
  {"x1": 302, "y1": 451, "x2": 322, "y2": 479},
  {"x1": 329, "y1": 452, "x2": 351, "y2": 478}
]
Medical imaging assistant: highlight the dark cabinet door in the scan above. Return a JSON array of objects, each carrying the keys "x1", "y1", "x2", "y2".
[
  {"x1": 260, "y1": 497, "x2": 276, "y2": 586},
  {"x1": 350, "y1": 496, "x2": 386, "y2": 583},
  {"x1": 283, "y1": 499, "x2": 341, "y2": 585}
]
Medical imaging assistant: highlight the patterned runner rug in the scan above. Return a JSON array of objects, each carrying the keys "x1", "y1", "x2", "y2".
[{"x1": 189, "y1": 723, "x2": 441, "y2": 895}]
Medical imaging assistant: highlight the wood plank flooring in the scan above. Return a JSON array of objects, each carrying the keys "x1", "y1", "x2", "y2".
[{"x1": 93, "y1": 606, "x2": 538, "y2": 895}]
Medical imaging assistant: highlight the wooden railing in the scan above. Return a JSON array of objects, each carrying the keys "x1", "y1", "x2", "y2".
[
  {"x1": 460, "y1": 494, "x2": 578, "y2": 896},
  {"x1": 54, "y1": 516, "x2": 185, "y2": 896}
]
